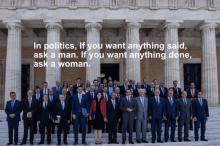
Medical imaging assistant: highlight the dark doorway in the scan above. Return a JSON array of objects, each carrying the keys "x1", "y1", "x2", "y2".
[
  {"x1": 184, "y1": 64, "x2": 201, "y2": 91},
  {"x1": 101, "y1": 64, "x2": 119, "y2": 82},
  {"x1": 21, "y1": 65, "x2": 30, "y2": 100}
]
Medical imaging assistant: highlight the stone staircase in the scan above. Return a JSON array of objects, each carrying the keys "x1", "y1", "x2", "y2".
[{"x1": 0, "y1": 107, "x2": 219, "y2": 146}]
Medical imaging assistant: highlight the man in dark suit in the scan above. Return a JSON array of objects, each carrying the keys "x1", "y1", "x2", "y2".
[
  {"x1": 153, "y1": 79, "x2": 158, "y2": 87},
  {"x1": 52, "y1": 81, "x2": 63, "y2": 96},
  {"x1": 148, "y1": 89, "x2": 166, "y2": 143},
  {"x1": 40, "y1": 82, "x2": 49, "y2": 96},
  {"x1": 72, "y1": 86, "x2": 89, "y2": 145},
  {"x1": 172, "y1": 80, "x2": 181, "y2": 99},
  {"x1": 187, "y1": 82, "x2": 198, "y2": 130},
  {"x1": 20, "y1": 90, "x2": 38, "y2": 145},
  {"x1": 66, "y1": 84, "x2": 74, "y2": 97},
  {"x1": 128, "y1": 79, "x2": 137, "y2": 90},
  {"x1": 5, "y1": 92, "x2": 22, "y2": 145},
  {"x1": 108, "y1": 81, "x2": 114, "y2": 95},
  {"x1": 115, "y1": 87, "x2": 123, "y2": 133},
  {"x1": 37, "y1": 94, "x2": 53, "y2": 145},
  {"x1": 32, "y1": 86, "x2": 43, "y2": 134},
  {"x1": 159, "y1": 81, "x2": 168, "y2": 98},
  {"x1": 133, "y1": 82, "x2": 142, "y2": 97},
  {"x1": 148, "y1": 82, "x2": 155, "y2": 97},
  {"x1": 102, "y1": 86, "x2": 110, "y2": 133},
  {"x1": 86, "y1": 85, "x2": 96, "y2": 133},
  {"x1": 141, "y1": 78, "x2": 150, "y2": 92},
  {"x1": 120, "y1": 78, "x2": 129, "y2": 96},
  {"x1": 54, "y1": 94, "x2": 71, "y2": 145},
  {"x1": 164, "y1": 89, "x2": 179, "y2": 142},
  {"x1": 107, "y1": 92, "x2": 121, "y2": 144},
  {"x1": 177, "y1": 91, "x2": 192, "y2": 142},
  {"x1": 120, "y1": 89, "x2": 136, "y2": 144},
  {"x1": 93, "y1": 80, "x2": 102, "y2": 93},
  {"x1": 193, "y1": 91, "x2": 209, "y2": 141},
  {"x1": 97, "y1": 77, "x2": 101, "y2": 86},
  {"x1": 129, "y1": 88, "x2": 136, "y2": 99},
  {"x1": 103, "y1": 78, "x2": 108, "y2": 87},
  {"x1": 73, "y1": 78, "x2": 81, "y2": 95},
  {"x1": 113, "y1": 80, "x2": 119, "y2": 88},
  {"x1": 48, "y1": 89, "x2": 58, "y2": 134}
]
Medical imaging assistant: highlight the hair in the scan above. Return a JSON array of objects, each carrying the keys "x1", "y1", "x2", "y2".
[
  {"x1": 143, "y1": 78, "x2": 146, "y2": 81},
  {"x1": 115, "y1": 87, "x2": 120, "y2": 90},
  {"x1": 181, "y1": 90, "x2": 187, "y2": 94},
  {"x1": 126, "y1": 89, "x2": 131, "y2": 92},
  {"x1": 69, "y1": 84, "x2": 73, "y2": 87},
  {"x1": 153, "y1": 79, "x2": 157, "y2": 82},
  {"x1": 95, "y1": 92, "x2": 102, "y2": 100},
  {"x1": 10, "y1": 92, "x2": 16, "y2": 95},
  {"x1": 43, "y1": 82, "x2": 48, "y2": 84},
  {"x1": 113, "y1": 79, "x2": 118, "y2": 82},
  {"x1": 77, "y1": 85, "x2": 83, "y2": 89},
  {"x1": 160, "y1": 81, "x2": 165, "y2": 83},
  {"x1": 49, "y1": 89, "x2": 54, "y2": 92},
  {"x1": 168, "y1": 89, "x2": 174, "y2": 93},
  {"x1": 62, "y1": 81, "x2": 68, "y2": 88},
  {"x1": 35, "y1": 86, "x2": 41, "y2": 90},
  {"x1": 111, "y1": 92, "x2": 116, "y2": 96},
  {"x1": 56, "y1": 80, "x2": 60, "y2": 84},
  {"x1": 62, "y1": 88, "x2": 67, "y2": 91},
  {"x1": 27, "y1": 90, "x2": 33, "y2": 94},
  {"x1": 139, "y1": 89, "x2": 145, "y2": 93},
  {"x1": 76, "y1": 78, "x2": 81, "y2": 81},
  {"x1": 59, "y1": 94, "x2": 65, "y2": 98},
  {"x1": 103, "y1": 78, "x2": 107, "y2": 81},
  {"x1": 197, "y1": 90, "x2": 203, "y2": 94},
  {"x1": 154, "y1": 89, "x2": 160, "y2": 93},
  {"x1": 190, "y1": 82, "x2": 195, "y2": 85},
  {"x1": 124, "y1": 78, "x2": 128, "y2": 81},
  {"x1": 43, "y1": 94, "x2": 48, "y2": 97},
  {"x1": 173, "y1": 80, "x2": 178, "y2": 83},
  {"x1": 93, "y1": 79, "x2": 97, "y2": 83},
  {"x1": 137, "y1": 82, "x2": 141, "y2": 85},
  {"x1": 99, "y1": 83, "x2": 103, "y2": 87}
]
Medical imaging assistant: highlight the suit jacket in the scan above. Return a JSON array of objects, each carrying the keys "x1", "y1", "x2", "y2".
[
  {"x1": 64, "y1": 94, "x2": 71, "y2": 104},
  {"x1": 148, "y1": 96, "x2": 166, "y2": 120},
  {"x1": 73, "y1": 84, "x2": 79, "y2": 95},
  {"x1": 164, "y1": 97, "x2": 179, "y2": 119},
  {"x1": 193, "y1": 98, "x2": 209, "y2": 120},
  {"x1": 37, "y1": 101, "x2": 52, "y2": 122},
  {"x1": 94, "y1": 86, "x2": 102, "y2": 93},
  {"x1": 102, "y1": 92, "x2": 111, "y2": 102},
  {"x1": 148, "y1": 88, "x2": 155, "y2": 97},
  {"x1": 72, "y1": 94, "x2": 89, "y2": 116},
  {"x1": 159, "y1": 86, "x2": 168, "y2": 98},
  {"x1": 52, "y1": 86, "x2": 63, "y2": 96},
  {"x1": 187, "y1": 89, "x2": 198, "y2": 99},
  {"x1": 133, "y1": 88, "x2": 142, "y2": 97},
  {"x1": 86, "y1": 91, "x2": 96, "y2": 108},
  {"x1": 120, "y1": 84, "x2": 128, "y2": 96},
  {"x1": 177, "y1": 98, "x2": 192, "y2": 120},
  {"x1": 54, "y1": 101, "x2": 71, "y2": 122},
  {"x1": 107, "y1": 99, "x2": 121, "y2": 122},
  {"x1": 5, "y1": 100, "x2": 22, "y2": 121},
  {"x1": 141, "y1": 84, "x2": 150, "y2": 91},
  {"x1": 135, "y1": 96, "x2": 148, "y2": 120},
  {"x1": 128, "y1": 84, "x2": 137, "y2": 90},
  {"x1": 48, "y1": 94, "x2": 59, "y2": 119},
  {"x1": 32, "y1": 93, "x2": 43, "y2": 103},
  {"x1": 22, "y1": 98, "x2": 38, "y2": 120},
  {"x1": 120, "y1": 96, "x2": 136, "y2": 119},
  {"x1": 107, "y1": 86, "x2": 114, "y2": 95},
  {"x1": 172, "y1": 87, "x2": 181, "y2": 99},
  {"x1": 40, "y1": 88, "x2": 49, "y2": 96},
  {"x1": 67, "y1": 90, "x2": 74, "y2": 97}
]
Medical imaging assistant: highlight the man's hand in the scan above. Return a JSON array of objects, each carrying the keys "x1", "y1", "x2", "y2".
[
  {"x1": 89, "y1": 117, "x2": 92, "y2": 120},
  {"x1": 206, "y1": 118, "x2": 209, "y2": 121},
  {"x1": 194, "y1": 117, "x2": 197, "y2": 121},
  {"x1": 9, "y1": 114, "x2": 15, "y2": 118},
  {"x1": 175, "y1": 117, "x2": 178, "y2": 120},
  {"x1": 85, "y1": 113, "x2": 89, "y2": 118},
  {"x1": 37, "y1": 121, "x2": 40, "y2": 124},
  {"x1": 118, "y1": 119, "x2": 121, "y2": 122},
  {"x1": 72, "y1": 114, "x2": 76, "y2": 120},
  {"x1": 164, "y1": 117, "x2": 167, "y2": 120},
  {"x1": 190, "y1": 116, "x2": 192, "y2": 119},
  {"x1": 149, "y1": 116, "x2": 152, "y2": 119},
  {"x1": 126, "y1": 108, "x2": 130, "y2": 112},
  {"x1": 67, "y1": 120, "x2": 70, "y2": 123},
  {"x1": 28, "y1": 112, "x2": 32, "y2": 117},
  {"x1": 55, "y1": 120, "x2": 58, "y2": 123}
]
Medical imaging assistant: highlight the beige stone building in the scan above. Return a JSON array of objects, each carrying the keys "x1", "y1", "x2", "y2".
[{"x1": 0, "y1": 0, "x2": 220, "y2": 109}]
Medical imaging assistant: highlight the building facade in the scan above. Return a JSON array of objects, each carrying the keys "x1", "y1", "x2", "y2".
[{"x1": 0, "y1": 0, "x2": 220, "y2": 108}]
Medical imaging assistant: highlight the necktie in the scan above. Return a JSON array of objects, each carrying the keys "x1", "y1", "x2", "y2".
[
  {"x1": 50, "y1": 96, "x2": 53, "y2": 102},
  {"x1": 169, "y1": 98, "x2": 172, "y2": 105},
  {"x1": 113, "y1": 100, "x2": 115, "y2": 109},
  {"x1": 29, "y1": 99, "x2": 31, "y2": 108},
  {"x1": 44, "y1": 88, "x2": 46, "y2": 94},
  {"x1": 184, "y1": 98, "x2": 187, "y2": 105},
  {"x1": 162, "y1": 87, "x2": 164, "y2": 95},
  {"x1": 11, "y1": 100, "x2": 15, "y2": 109},
  {"x1": 57, "y1": 87, "x2": 60, "y2": 92},
  {"x1": 156, "y1": 97, "x2": 159, "y2": 105},
  {"x1": 141, "y1": 98, "x2": 144, "y2": 107},
  {"x1": 70, "y1": 91, "x2": 72, "y2": 96},
  {"x1": 128, "y1": 97, "x2": 130, "y2": 104},
  {"x1": 44, "y1": 102, "x2": 47, "y2": 110},
  {"x1": 192, "y1": 89, "x2": 194, "y2": 98},
  {"x1": 199, "y1": 99, "x2": 203, "y2": 106},
  {"x1": 105, "y1": 94, "x2": 107, "y2": 101},
  {"x1": 62, "y1": 102, "x2": 64, "y2": 110},
  {"x1": 176, "y1": 88, "x2": 178, "y2": 96},
  {"x1": 144, "y1": 84, "x2": 146, "y2": 88},
  {"x1": 79, "y1": 94, "x2": 82, "y2": 104}
]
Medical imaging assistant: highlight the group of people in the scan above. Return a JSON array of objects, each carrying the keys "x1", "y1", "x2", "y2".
[{"x1": 5, "y1": 77, "x2": 210, "y2": 145}]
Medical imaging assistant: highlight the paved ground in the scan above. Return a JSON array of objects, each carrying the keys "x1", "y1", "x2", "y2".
[{"x1": 0, "y1": 107, "x2": 220, "y2": 146}]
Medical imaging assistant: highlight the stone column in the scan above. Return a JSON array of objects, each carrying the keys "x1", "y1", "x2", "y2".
[
  {"x1": 162, "y1": 22, "x2": 180, "y2": 88},
  {"x1": 125, "y1": 22, "x2": 141, "y2": 83},
  {"x1": 85, "y1": 22, "x2": 102, "y2": 84},
  {"x1": 3, "y1": 20, "x2": 24, "y2": 104},
  {"x1": 44, "y1": 20, "x2": 63, "y2": 88},
  {"x1": 199, "y1": 23, "x2": 219, "y2": 107}
]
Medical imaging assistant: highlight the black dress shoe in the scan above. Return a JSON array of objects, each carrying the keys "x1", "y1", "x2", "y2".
[
  {"x1": 179, "y1": 139, "x2": 182, "y2": 142},
  {"x1": 108, "y1": 141, "x2": 112, "y2": 144},
  {"x1": 114, "y1": 141, "x2": 119, "y2": 144},
  {"x1": 52, "y1": 132, "x2": 55, "y2": 134},
  {"x1": 57, "y1": 142, "x2": 61, "y2": 145},
  {"x1": 171, "y1": 140, "x2": 176, "y2": 142},
  {"x1": 19, "y1": 142, "x2": 26, "y2": 145},
  {"x1": 157, "y1": 140, "x2": 163, "y2": 143},
  {"x1": 122, "y1": 141, "x2": 125, "y2": 144},
  {"x1": 142, "y1": 140, "x2": 148, "y2": 143},
  {"x1": 30, "y1": 142, "x2": 33, "y2": 145},
  {"x1": 201, "y1": 139, "x2": 208, "y2": 141},
  {"x1": 14, "y1": 142, "x2": 18, "y2": 145},
  {"x1": 83, "y1": 142, "x2": 87, "y2": 145},
  {"x1": 152, "y1": 141, "x2": 155, "y2": 143},
  {"x1": 7, "y1": 142, "x2": 13, "y2": 145},
  {"x1": 47, "y1": 142, "x2": 50, "y2": 145},
  {"x1": 38, "y1": 141, "x2": 44, "y2": 144},
  {"x1": 165, "y1": 140, "x2": 168, "y2": 142},
  {"x1": 73, "y1": 142, "x2": 78, "y2": 145},
  {"x1": 147, "y1": 130, "x2": 149, "y2": 132},
  {"x1": 137, "y1": 140, "x2": 141, "y2": 143},
  {"x1": 184, "y1": 139, "x2": 191, "y2": 141},
  {"x1": 64, "y1": 141, "x2": 68, "y2": 145},
  {"x1": 129, "y1": 141, "x2": 134, "y2": 144},
  {"x1": 195, "y1": 139, "x2": 198, "y2": 141}
]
